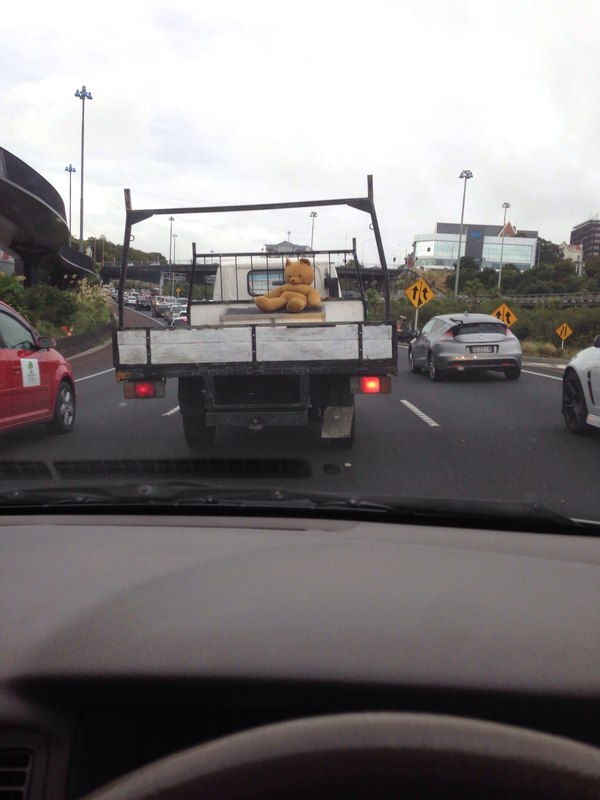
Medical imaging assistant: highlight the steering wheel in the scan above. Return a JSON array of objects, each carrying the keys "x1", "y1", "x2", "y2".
[{"x1": 83, "y1": 712, "x2": 600, "y2": 799}]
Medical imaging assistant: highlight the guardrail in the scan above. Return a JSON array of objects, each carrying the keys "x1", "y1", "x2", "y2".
[
  {"x1": 53, "y1": 323, "x2": 113, "y2": 357},
  {"x1": 470, "y1": 293, "x2": 600, "y2": 308}
]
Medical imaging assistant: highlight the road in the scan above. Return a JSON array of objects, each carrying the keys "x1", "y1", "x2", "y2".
[{"x1": 2, "y1": 309, "x2": 598, "y2": 522}]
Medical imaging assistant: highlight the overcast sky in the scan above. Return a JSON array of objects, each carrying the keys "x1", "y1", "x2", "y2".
[{"x1": 3, "y1": 0, "x2": 599, "y2": 266}]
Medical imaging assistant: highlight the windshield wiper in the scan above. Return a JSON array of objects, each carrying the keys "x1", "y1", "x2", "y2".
[{"x1": 1, "y1": 484, "x2": 597, "y2": 533}]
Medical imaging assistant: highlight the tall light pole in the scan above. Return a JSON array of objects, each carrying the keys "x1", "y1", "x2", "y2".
[
  {"x1": 310, "y1": 211, "x2": 317, "y2": 250},
  {"x1": 74, "y1": 85, "x2": 93, "y2": 253},
  {"x1": 172, "y1": 233, "x2": 178, "y2": 265},
  {"x1": 168, "y1": 216, "x2": 174, "y2": 264},
  {"x1": 454, "y1": 169, "x2": 473, "y2": 295},
  {"x1": 64, "y1": 164, "x2": 76, "y2": 244},
  {"x1": 497, "y1": 201, "x2": 511, "y2": 291}
]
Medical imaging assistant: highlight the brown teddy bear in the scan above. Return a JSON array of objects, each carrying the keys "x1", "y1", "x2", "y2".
[{"x1": 255, "y1": 257, "x2": 322, "y2": 313}]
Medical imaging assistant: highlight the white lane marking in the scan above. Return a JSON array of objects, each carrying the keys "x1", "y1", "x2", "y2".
[
  {"x1": 75, "y1": 368, "x2": 114, "y2": 383},
  {"x1": 400, "y1": 399, "x2": 440, "y2": 427},
  {"x1": 163, "y1": 405, "x2": 180, "y2": 416},
  {"x1": 521, "y1": 369, "x2": 563, "y2": 382}
]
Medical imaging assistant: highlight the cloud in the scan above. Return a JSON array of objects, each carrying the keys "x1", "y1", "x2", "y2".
[{"x1": 2, "y1": 0, "x2": 600, "y2": 259}]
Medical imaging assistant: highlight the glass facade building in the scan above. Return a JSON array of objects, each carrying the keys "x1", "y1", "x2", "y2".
[{"x1": 413, "y1": 223, "x2": 538, "y2": 271}]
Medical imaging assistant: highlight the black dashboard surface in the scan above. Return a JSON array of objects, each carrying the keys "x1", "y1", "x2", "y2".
[{"x1": 1, "y1": 513, "x2": 599, "y2": 798}]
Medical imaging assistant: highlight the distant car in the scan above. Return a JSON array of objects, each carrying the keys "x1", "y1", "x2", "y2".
[
  {"x1": 151, "y1": 296, "x2": 165, "y2": 317},
  {"x1": 124, "y1": 292, "x2": 139, "y2": 307},
  {"x1": 562, "y1": 334, "x2": 600, "y2": 434},
  {"x1": 408, "y1": 312, "x2": 522, "y2": 381},
  {"x1": 168, "y1": 314, "x2": 189, "y2": 328},
  {"x1": 0, "y1": 300, "x2": 76, "y2": 435},
  {"x1": 395, "y1": 318, "x2": 413, "y2": 343},
  {"x1": 164, "y1": 304, "x2": 186, "y2": 324},
  {"x1": 135, "y1": 296, "x2": 152, "y2": 311}
]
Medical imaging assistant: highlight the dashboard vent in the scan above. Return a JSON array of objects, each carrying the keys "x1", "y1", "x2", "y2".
[{"x1": 0, "y1": 750, "x2": 33, "y2": 799}]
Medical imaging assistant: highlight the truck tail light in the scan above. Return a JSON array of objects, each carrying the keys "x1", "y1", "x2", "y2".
[
  {"x1": 351, "y1": 376, "x2": 392, "y2": 394},
  {"x1": 361, "y1": 376, "x2": 381, "y2": 394},
  {"x1": 123, "y1": 380, "x2": 166, "y2": 399}
]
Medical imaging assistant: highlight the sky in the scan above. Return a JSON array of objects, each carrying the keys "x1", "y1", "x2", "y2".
[{"x1": 3, "y1": 0, "x2": 600, "y2": 267}]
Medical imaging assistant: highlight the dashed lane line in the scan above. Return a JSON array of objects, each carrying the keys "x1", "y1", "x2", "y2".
[
  {"x1": 521, "y1": 370, "x2": 563, "y2": 381},
  {"x1": 400, "y1": 399, "x2": 440, "y2": 427},
  {"x1": 75, "y1": 368, "x2": 114, "y2": 383}
]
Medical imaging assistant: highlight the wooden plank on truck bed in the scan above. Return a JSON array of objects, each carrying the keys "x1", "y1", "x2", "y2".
[
  {"x1": 255, "y1": 325, "x2": 359, "y2": 362},
  {"x1": 116, "y1": 327, "x2": 253, "y2": 365},
  {"x1": 362, "y1": 325, "x2": 394, "y2": 360},
  {"x1": 150, "y1": 327, "x2": 253, "y2": 364}
]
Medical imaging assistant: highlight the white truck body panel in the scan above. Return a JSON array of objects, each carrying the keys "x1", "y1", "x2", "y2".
[
  {"x1": 189, "y1": 299, "x2": 364, "y2": 327},
  {"x1": 116, "y1": 323, "x2": 392, "y2": 366}
]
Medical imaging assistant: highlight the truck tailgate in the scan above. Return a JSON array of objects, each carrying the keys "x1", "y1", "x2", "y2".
[{"x1": 114, "y1": 323, "x2": 396, "y2": 374}]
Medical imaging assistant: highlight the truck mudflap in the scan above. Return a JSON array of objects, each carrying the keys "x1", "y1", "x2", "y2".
[{"x1": 321, "y1": 406, "x2": 354, "y2": 438}]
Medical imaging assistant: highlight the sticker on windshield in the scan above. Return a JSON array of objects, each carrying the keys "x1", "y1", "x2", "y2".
[{"x1": 21, "y1": 359, "x2": 41, "y2": 387}]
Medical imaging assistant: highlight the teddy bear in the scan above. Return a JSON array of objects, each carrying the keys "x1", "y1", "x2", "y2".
[{"x1": 255, "y1": 257, "x2": 322, "y2": 313}]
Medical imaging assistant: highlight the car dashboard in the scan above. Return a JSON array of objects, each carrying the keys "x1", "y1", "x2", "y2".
[{"x1": 1, "y1": 511, "x2": 599, "y2": 798}]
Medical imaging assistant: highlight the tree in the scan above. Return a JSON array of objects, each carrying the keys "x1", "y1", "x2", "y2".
[
  {"x1": 584, "y1": 256, "x2": 600, "y2": 281},
  {"x1": 536, "y1": 238, "x2": 560, "y2": 266},
  {"x1": 445, "y1": 257, "x2": 480, "y2": 293}
]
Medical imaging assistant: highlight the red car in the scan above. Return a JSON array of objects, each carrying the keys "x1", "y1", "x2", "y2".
[{"x1": 0, "y1": 300, "x2": 76, "y2": 434}]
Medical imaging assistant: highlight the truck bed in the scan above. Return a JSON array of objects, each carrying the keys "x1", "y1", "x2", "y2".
[{"x1": 113, "y1": 317, "x2": 397, "y2": 379}]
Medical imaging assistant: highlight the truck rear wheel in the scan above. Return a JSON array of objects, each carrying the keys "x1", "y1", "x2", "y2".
[{"x1": 182, "y1": 414, "x2": 216, "y2": 451}]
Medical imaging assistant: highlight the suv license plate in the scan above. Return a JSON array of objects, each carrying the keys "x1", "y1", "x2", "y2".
[{"x1": 470, "y1": 345, "x2": 495, "y2": 353}]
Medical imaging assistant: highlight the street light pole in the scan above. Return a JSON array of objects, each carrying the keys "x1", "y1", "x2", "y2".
[
  {"x1": 310, "y1": 211, "x2": 317, "y2": 250},
  {"x1": 168, "y1": 216, "x2": 174, "y2": 264},
  {"x1": 64, "y1": 164, "x2": 76, "y2": 244},
  {"x1": 454, "y1": 169, "x2": 473, "y2": 295},
  {"x1": 497, "y1": 202, "x2": 511, "y2": 291},
  {"x1": 171, "y1": 234, "x2": 178, "y2": 295},
  {"x1": 74, "y1": 85, "x2": 93, "y2": 254}
]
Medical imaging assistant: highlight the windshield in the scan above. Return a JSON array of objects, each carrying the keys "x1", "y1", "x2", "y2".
[{"x1": 1, "y1": 0, "x2": 600, "y2": 528}]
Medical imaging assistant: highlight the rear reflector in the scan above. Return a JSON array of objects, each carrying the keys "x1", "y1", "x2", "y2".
[{"x1": 124, "y1": 380, "x2": 166, "y2": 399}]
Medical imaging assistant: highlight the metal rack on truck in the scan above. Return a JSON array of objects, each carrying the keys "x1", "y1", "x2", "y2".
[{"x1": 113, "y1": 175, "x2": 397, "y2": 450}]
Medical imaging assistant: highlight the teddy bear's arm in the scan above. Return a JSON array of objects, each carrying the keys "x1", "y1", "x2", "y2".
[{"x1": 260, "y1": 286, "x2": 284, "y2": 299}]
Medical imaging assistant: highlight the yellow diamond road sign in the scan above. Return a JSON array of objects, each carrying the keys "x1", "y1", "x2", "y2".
[
  {"x1": 405, "y1": 278, "x2": 433, "y2": 308},
  {"x1": 491, "y1": 303, "x2": 517, "y2": 327},
  {"x1": 556, "y1": 323, "x2": 573, "y2": 341}
]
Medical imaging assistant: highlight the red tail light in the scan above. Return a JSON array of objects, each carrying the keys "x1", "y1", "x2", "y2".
[
  {"x1": 361, "y1": 376, "x2": 381, "y2": 393},
  {"x1": 123, "y1": 380, "x2": 165, "y2": 399},
  {"x1": 134, "y1": 382, "x2": 156, "y2": 398}
]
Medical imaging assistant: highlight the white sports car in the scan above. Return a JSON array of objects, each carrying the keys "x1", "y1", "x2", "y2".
[{"x1": 562, "y1": 334, "x2": 600, "y2": 433}]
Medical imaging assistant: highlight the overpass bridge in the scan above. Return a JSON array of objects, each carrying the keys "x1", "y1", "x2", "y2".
[
  {"x1": 100, "y1": 260, "x2": 600, "y2": 308},
  {"x1": 0, "y1": 147, "x2": 96, "y2": 285},
  {"x1": 100, "y1": 262, "x2": 425, "y2": 295}
]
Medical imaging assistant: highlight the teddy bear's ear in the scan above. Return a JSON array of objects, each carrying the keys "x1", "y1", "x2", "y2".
[
  {"x1": 299, "y1": 258, "x2": 312, "y2": 266},
  {"x1": 285, "y1": 258, "x2": 292, "y2": 267}
]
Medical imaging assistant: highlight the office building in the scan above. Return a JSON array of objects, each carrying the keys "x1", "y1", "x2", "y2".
[{"x1": 412, "y1": 221, "x2": 538, "y2": 271}]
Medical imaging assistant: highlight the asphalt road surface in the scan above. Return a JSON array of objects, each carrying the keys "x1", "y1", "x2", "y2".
[{"x1": 2, "y1": 312, "x2": 598, "y2": 523}]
